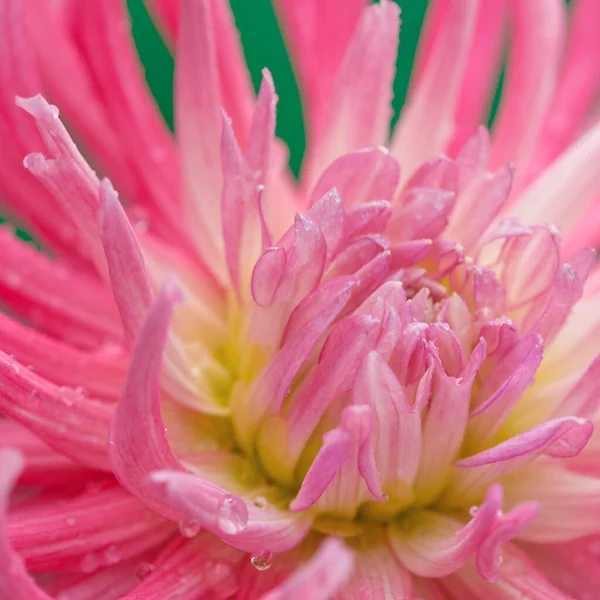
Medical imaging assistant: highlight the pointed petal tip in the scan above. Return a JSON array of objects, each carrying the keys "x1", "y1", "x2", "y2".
[{"x1": 15, "y1": 94, "x2": 58, "y2": 120}]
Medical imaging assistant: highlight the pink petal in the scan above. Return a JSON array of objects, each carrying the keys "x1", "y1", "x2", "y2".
[
  {"x1": 290, "y1": 405, "x2": 382, "y2": 517},
  {"x1": 447, "y1": 3, "x2": 506, "y2": 154},
  {"x1": 413, "y1": 344, "x2": 482, "y2": 504},
  {"x1": 70, "y1": 0, "x2": 187, "y2": 247},
  {"x1": 148, "y1": 470, "x2": 312, "y2": 553},
  {"x1": 526, "y1": 0, "x2": 600, "y2": 179},
  {"x1": 0, "y1": 226, "x2": 121, "y2": 350},
  {"x1": 176, "y1": 0, "x2": 226, "y2": 279},
  {"x1": 0, "y1": 448, "x2": 53, "y2": 599},
  {"x1": 0, "y1": 312, "x2": 125, "y2": 400},
  {"x1": 335, "y1": 542, "x2": 413, "y2": 600},
  {"x1": 353, "y1": 351, "x2": 422, "y2": 488},
  {"x1": 389, "y1": 484, "x2": 502, "y2": 578},
  {"x1": 475, "y1": 501, "x2": 539, "y2": 582},
  {"x1": 447, "y1": 417, "x2": 593, "y2": 505},
  {"x1": 120, "y1": 534, "x2": 245, "y2": 600},
  {"x1": 391, "y1": 0, "x2": 478, "y2": 179},
  {"x1": 272, "y1": 0, "x2": 367, "y2": 142},
  {"x1": 99, "y1": 178, "x2": 152, "y2": 348},
  {"x1": 344, "y1": 201, "x2": 393, "y2": 239},
  {"x1": 0, "y1": 420, "x2": 97, "y2": 486},
  {"x1": 310, "y1": 147, "x2": 400, "y2": 209},
  {"x1": 504, "y1": 465, "x2": 600, "y2": 543},
  {"x1": 17, "y1": 95, "x2": 110, "y2": 278},
  {"x1": 445, "y1": 164, "x2": 514, "y2": 252},
  {"x1": 109, "y1": 280, "x2": 187, "y2": 520},
  {"x1": 260, "y1": 538, "x2": 354, "y2": 600},
  {"x1": 0, "y1": 352, "x2": 112, "y2": 470},
  {"x1": 510, "y1": 119, "x2": 600, "y2": 240},
  {"x1": 490, "y1": 0, "x2": 566, "y2": 173},
  {"x1": 9, "y1": 482, "x2": 174, "y2": 572},
  {"x1": 251, "y1": 246, "x2": 287, "y2": 307},
  {"x1": 443, "y1": 544, "x2": 569, "y2": 600},
  {"x1": 303, "y1": 0, "x2": 400, "y2": 185},
  {"x1": 552, "y1": 352, "x2": 600, "y2": 419}
]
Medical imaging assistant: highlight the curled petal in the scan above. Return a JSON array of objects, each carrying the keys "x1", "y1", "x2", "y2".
[{"x1": 389, "y1": 484, "x2": 502, "y2": 578}]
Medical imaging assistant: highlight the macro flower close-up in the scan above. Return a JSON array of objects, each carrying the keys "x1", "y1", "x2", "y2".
[{"x1": 2, "y1": 0, "x2": 600, "y2": 598}]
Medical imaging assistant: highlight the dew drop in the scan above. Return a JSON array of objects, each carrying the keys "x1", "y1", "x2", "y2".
[
  {"x1": 80, "y1": 553, "x2": 100, "y2": 573},
  {"x1": 217, "y1": 495, "x2": 248, "y2": 535},
  {"x1": 381, "y1": 492, "x2": 390, "y2": 502},
  {"x1": 104, "y1": 545, "x2": 121, "y2": 565},
  {"x1": 136, "y1": 561, "x2": 156, "y2": 579},
  {"x1": 253, "y1": 496, "x2": 268, "y2": 509},
  {"x1": 9, "y1": 363, "x2": 20, "y2": 374},
  {"x1": 178, "y1": 519, "x2": 201, "y2": 538},
  {"x1": 250, "y1": 550, "x2": 273, "y2": 571},
  {"x1": 469, "y1": 506, "x2": 479, "y2": 517}
]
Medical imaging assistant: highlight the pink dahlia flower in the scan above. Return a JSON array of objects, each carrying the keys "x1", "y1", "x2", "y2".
[{"x1": 2, "y1": 0, "x2": 600, "y2": 597}]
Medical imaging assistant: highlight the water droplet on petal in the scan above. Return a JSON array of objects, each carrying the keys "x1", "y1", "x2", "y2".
[
  {"x1": 381, "y1": 492, "x2": 390, "y2": 502},
  {"x1": 136, "y1": 561, "x2": 156, "y2": 579},
  {"x1": 65, "y1": 517, "x2": 76, "y2": 526},
  {"x1": 9, "y1": 362, "x2": 20, "y2": 374},
  {"x1": 80, "y1": 553, "x2": 100, "y2": 573},
  {"x1": 469, "y1": 506, "x2": 479, "y2": 517},
  {"x1": 104, "y1": 545, "x2": 121, "y2": 565},
  {"x1": 217, "y1": 495, "x2": 248, "y2": 535},
  {"x1": 251, "y1": 550, "x2": 273, "y2": 571},
  {"x1": 253, "y1": 496, "x2": 268, "y2": 509},
  {"x1": 179, "y1": 519, "x2": 201, "y2": 538}
]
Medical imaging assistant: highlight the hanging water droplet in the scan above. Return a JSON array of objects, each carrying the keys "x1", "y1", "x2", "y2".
[
  {"x1": 253, "y1": 496, "x2": 268, "y2": 509},
  {"x1": 381, "y1": 492, "x2": 390, "y2": 502},
  {"x1": 104, "y1": 545, "x2": 121, "y2": 565},
  {"x1": 136, "y1": 561, "x2": 156, "y2": 579},
  {"x1": 178, "y1": 519, "x2": 201, "y2": 538},
  {"x1": 216, "y1": 495, "x2": 248, "y2": 535},
  {"x1": 9, "y1": 362, "x2": 20, "y2": 375},
  {"x1": 250, "y1": 550, "x2": 273, "y2": 571},
  {"x1": 469, "y1": 506, "x2": 479, "y2": 517}
]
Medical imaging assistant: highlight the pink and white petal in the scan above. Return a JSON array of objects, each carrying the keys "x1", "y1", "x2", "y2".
[
  {"x1": 310, "y1": 147, "x2": 400, "y2": 210},
  {"x1": 290, "y1": 405, "x2": 382, "y2": 518},
  {"x1": 446, "y1": 417, "x2": 593, "y2": 506},
  {"x1": 391, "y1": 0, "x2": 478, "y2": 180},
  {"x1": 335, "y1": 541, "x2": 413, "y2": 600},
  {"x1": 0, "y1": 353, "x2": 112, "y2": 470},
  {"x1": 0, "y1": 228, "x2": 121, "y2": 349},
  {"x1": 508, "y1": 119, "x2": 600, "y2": 240},
  {"x1": 0, "y1": 313, "x2": 126, "y2": 400},
  {"x1": 447, "y1": 2, "x2": 506, "y2": 155},
  {"x1": 490, "y1": 0, "x2": 566, "y2": 174},
  {"x1": 443, "y1": 545, "x2": 570, "y2": 600},
  {"x1": 0, "y1": 449, "x2": 54, "y2": 600},
  {"x1": 0, "y1": 420, "x2": 99, "y2": 486},
  {"x1": 261, "y1": 537, "x2": 354, "y2": 600},
  {"x1": 121, "y1": 534, "x2": 245, "y2": 600},
  {"x1": 552, "y1": 352, "x2": 600, "y2": 420},
  {"x1": 475, "y1": 501, "x2": 539, "y2": 582},
  {"x1": 99, "y1": 178, "x2": 152, "y2": 348},
  {"x1": 353, "y1": 352, "x2": 422, "y2": 488},
  {"x1": 9, "y1": 482, "x2": 175, "y2": 572},
  {"x1": 176, "y1": 0, "x2": 227, "y2": 279},
  {"x1": 148, "y1": 470, "x2": 312, "y2": 553},
  {"x1": 272, "y1": 0, "x2": 367, "y2": 142},
  {"x1": 17, "y1": 95, "x2": 112, "y2": 278},
  {"x1": 526, "y1": 0, "x2": 600, "y2": 180},
  {"x1": 389, "y1": 484, "x2": 502, "y2": 578},
  {"x1": 109, "y1": 281, "x2": 188, "y2": 520},
  {"x1": 303, "y1": 0, "x2": 400, "y2": 186},
  {"x1": 503, "y1": 465, "x2": 600, "y2": 543}
]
